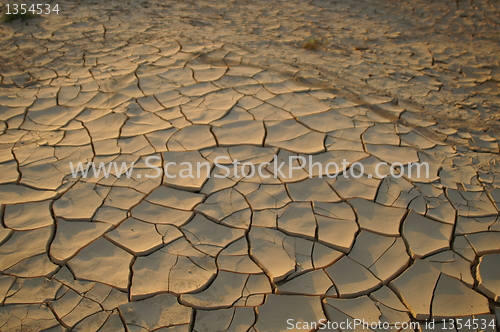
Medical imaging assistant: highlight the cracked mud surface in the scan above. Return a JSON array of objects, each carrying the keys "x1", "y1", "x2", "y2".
[{"x1": 0, "y1": 0, "x2": 500, "y2": 331}]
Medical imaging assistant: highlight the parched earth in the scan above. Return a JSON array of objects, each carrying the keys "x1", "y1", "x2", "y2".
[{"x1": 0, "y1": 0, "x2": 500, "y2": 331}]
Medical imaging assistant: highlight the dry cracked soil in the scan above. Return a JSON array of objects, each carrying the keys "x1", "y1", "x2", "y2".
[{"x1": 0, "y1": 0, "x2": 499, "y2": 331}]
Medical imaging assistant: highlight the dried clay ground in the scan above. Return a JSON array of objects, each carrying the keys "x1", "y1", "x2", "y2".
[{"x1": 0, "y1": 0, "x2": 500, "y2": 331}]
